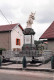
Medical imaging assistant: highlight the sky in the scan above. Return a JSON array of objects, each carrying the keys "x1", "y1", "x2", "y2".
[{"x1": 0, "y1": 0, "x2": 54, "y2": 40}]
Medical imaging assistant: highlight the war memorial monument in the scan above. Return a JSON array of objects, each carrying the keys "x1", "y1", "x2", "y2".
[{"x1": 22, "y1": 12, "x2": 36, "y2": 51}]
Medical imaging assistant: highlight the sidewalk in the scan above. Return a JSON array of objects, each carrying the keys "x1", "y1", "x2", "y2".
[
  {"x1": 0, "y1": 61, "x2": 54, "y2": 72},
  {"x1": 0, "y1": 69, "x2": 53, "y2": 78}
]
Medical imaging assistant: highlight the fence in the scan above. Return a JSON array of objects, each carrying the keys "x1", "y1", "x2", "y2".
[
  {"x1": 18, "y1": 50, "x2": 42, "y2": 57},
  {"x1": 2, "y1": 50, "x2": 53, "y2": 62},
  {"x1": 2, "y1": 51, "x2": 19, "y2": 59},
  {"x1": 2, "y1": 50, "x2": 41, "y2": 58}
]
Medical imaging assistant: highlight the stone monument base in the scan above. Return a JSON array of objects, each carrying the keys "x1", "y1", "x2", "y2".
[{"x1": 22, "y1": 44, "x2": 36, "y2": 50}]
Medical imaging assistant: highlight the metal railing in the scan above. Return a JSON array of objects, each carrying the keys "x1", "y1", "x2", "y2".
[
  {"x1": 2, "y1": 50, "x2": 53, "y2": 62},
  {"x1": 2, "y1": 50, "x2": 42, "y2": 58}
]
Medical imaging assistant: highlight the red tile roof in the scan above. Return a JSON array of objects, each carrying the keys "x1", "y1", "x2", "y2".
[
  {"x1": 40, "y1": 21, "x2": 54, "y2": 39},
  {"x1": 0, "y1": 23, "x2": 24, "y2": 32}
]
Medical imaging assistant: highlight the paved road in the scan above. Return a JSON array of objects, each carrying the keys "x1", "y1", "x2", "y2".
[
  {"x1": 0, "y1": 70, "x2": 53, "y2": 80},
  {"x1": 0, "y1": 73, "x2": 53, "y2": 80}
]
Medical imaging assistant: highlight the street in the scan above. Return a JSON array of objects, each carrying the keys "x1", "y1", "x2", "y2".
[
  {"x1": 0, "y1": 70, "x2": 53, "y2": 80},
  {"x1": 0, "y1": 73, "x2": 53, "y2": 80}
]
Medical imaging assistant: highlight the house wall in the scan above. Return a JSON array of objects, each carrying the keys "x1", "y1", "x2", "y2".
[
  {"x1": 48, "y1": 41, "x2": 54, "y2": 52},
  {"x1": 0, "y1": 32, "x2": 11, "y2": 50},
  {"x1": 11, "y1": 25, "x2": 24, "y2": 51}
]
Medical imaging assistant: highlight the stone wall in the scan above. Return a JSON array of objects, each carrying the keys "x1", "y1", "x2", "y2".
[
  {"x1": 42, "y1": 50, "x2": 53, "y2": 61},
  {"x1": 2, "y1": 50, "x2": 53, "y2": 62}
]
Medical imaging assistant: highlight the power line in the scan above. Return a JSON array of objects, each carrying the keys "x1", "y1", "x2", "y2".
[
  {"x1": 0, "y1": 9, "x2": 22, "y2": 36},
  {"x1": 0, "y1": 9, "x2": 10, "y2": 24}
]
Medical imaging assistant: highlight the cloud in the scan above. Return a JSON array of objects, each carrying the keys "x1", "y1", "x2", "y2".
[
  {"x1": 0, "y1": 4, "x2": 16, "y2": 24},
  {"x1": 0, "y1": 0, "x2": 24, "y2": 24},
  {"x1": 0, "y1": 0, "x2": 54, "y2": 40},
  {"x1": 21, "y1": 0, "x2": 54, "y2": 24},
  {"x1": 33, "y1": 22, "x2": 51, "y2": 40},
  {"x1": 36, "y1": 0, "x2": 54, "y2": 23},
  {"x1": 0, "y1": 0, "x2": 54, "y2": 24}
]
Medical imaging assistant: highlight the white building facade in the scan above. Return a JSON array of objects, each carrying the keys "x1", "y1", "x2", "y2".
[
  {"x1": 11, "y1": 25, "x2": 24, "y2": 51},
  {"x1": 0, "y1": 23, "x2": 24, "y2": 51}
]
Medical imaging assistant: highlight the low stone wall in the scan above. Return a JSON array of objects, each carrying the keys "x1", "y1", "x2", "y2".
[
  {"x1": 2, "y1": 50, "x2": 19, "y2": 59},
  {"x1": 42, "y1": 50, "x2": 53, "y2": 63},
  {"x1": 2, "y1": 50, "x2": 42, "y2": 59},
  {"x1": 2, "y1": 50, "x2": 53, "y2": 63}
]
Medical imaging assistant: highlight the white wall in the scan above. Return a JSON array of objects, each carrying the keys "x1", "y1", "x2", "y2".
[{"x1": 11, "y1": 25, "x2": 24, "y2": 50}]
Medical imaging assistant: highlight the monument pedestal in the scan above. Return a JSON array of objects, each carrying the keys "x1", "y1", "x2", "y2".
[{"x1": 22, "y1": 28, "x2": 36, "y2": 50}]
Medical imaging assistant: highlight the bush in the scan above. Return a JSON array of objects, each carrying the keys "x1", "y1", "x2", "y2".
[{"x1": 0, "y1": 48, "x2": 6, "y2": 51}]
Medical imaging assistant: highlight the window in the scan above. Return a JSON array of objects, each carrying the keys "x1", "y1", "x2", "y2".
[{"x1": 16, "y1": 39, "x2": 20, "y2": 45}]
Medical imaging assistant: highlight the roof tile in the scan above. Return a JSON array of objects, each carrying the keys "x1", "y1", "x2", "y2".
[
  {"x1": 40, "y1": 21, "x2": 54, "y2": 39},
  {"x1": 0, "y1": 23, "x2": 23, "y2": 32}
]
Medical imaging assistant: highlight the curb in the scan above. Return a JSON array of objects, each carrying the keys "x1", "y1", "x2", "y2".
[{"x1": 0, "y1": 67, "x2": 54, "y2": 72}]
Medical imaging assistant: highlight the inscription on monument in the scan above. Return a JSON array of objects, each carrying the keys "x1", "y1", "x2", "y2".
[{"x1": 25, "y1": 35, "x2": 31, "y2": 44}]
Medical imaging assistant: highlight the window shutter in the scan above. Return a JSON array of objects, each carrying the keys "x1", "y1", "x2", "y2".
[
  {"x1": 16, "y1": 39, "x2": 20, "y2": 45},
  {"x1": 19, "y1": 39, "x2": 20, "y2": 45}
]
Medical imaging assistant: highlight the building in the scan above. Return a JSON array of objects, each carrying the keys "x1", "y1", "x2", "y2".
[
  {"x1": 40, "y1": 21, "x2": 54, "y2": 51},
  {"x1": 0, "y1": 23, "x2": 24, "y2": 51}
]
